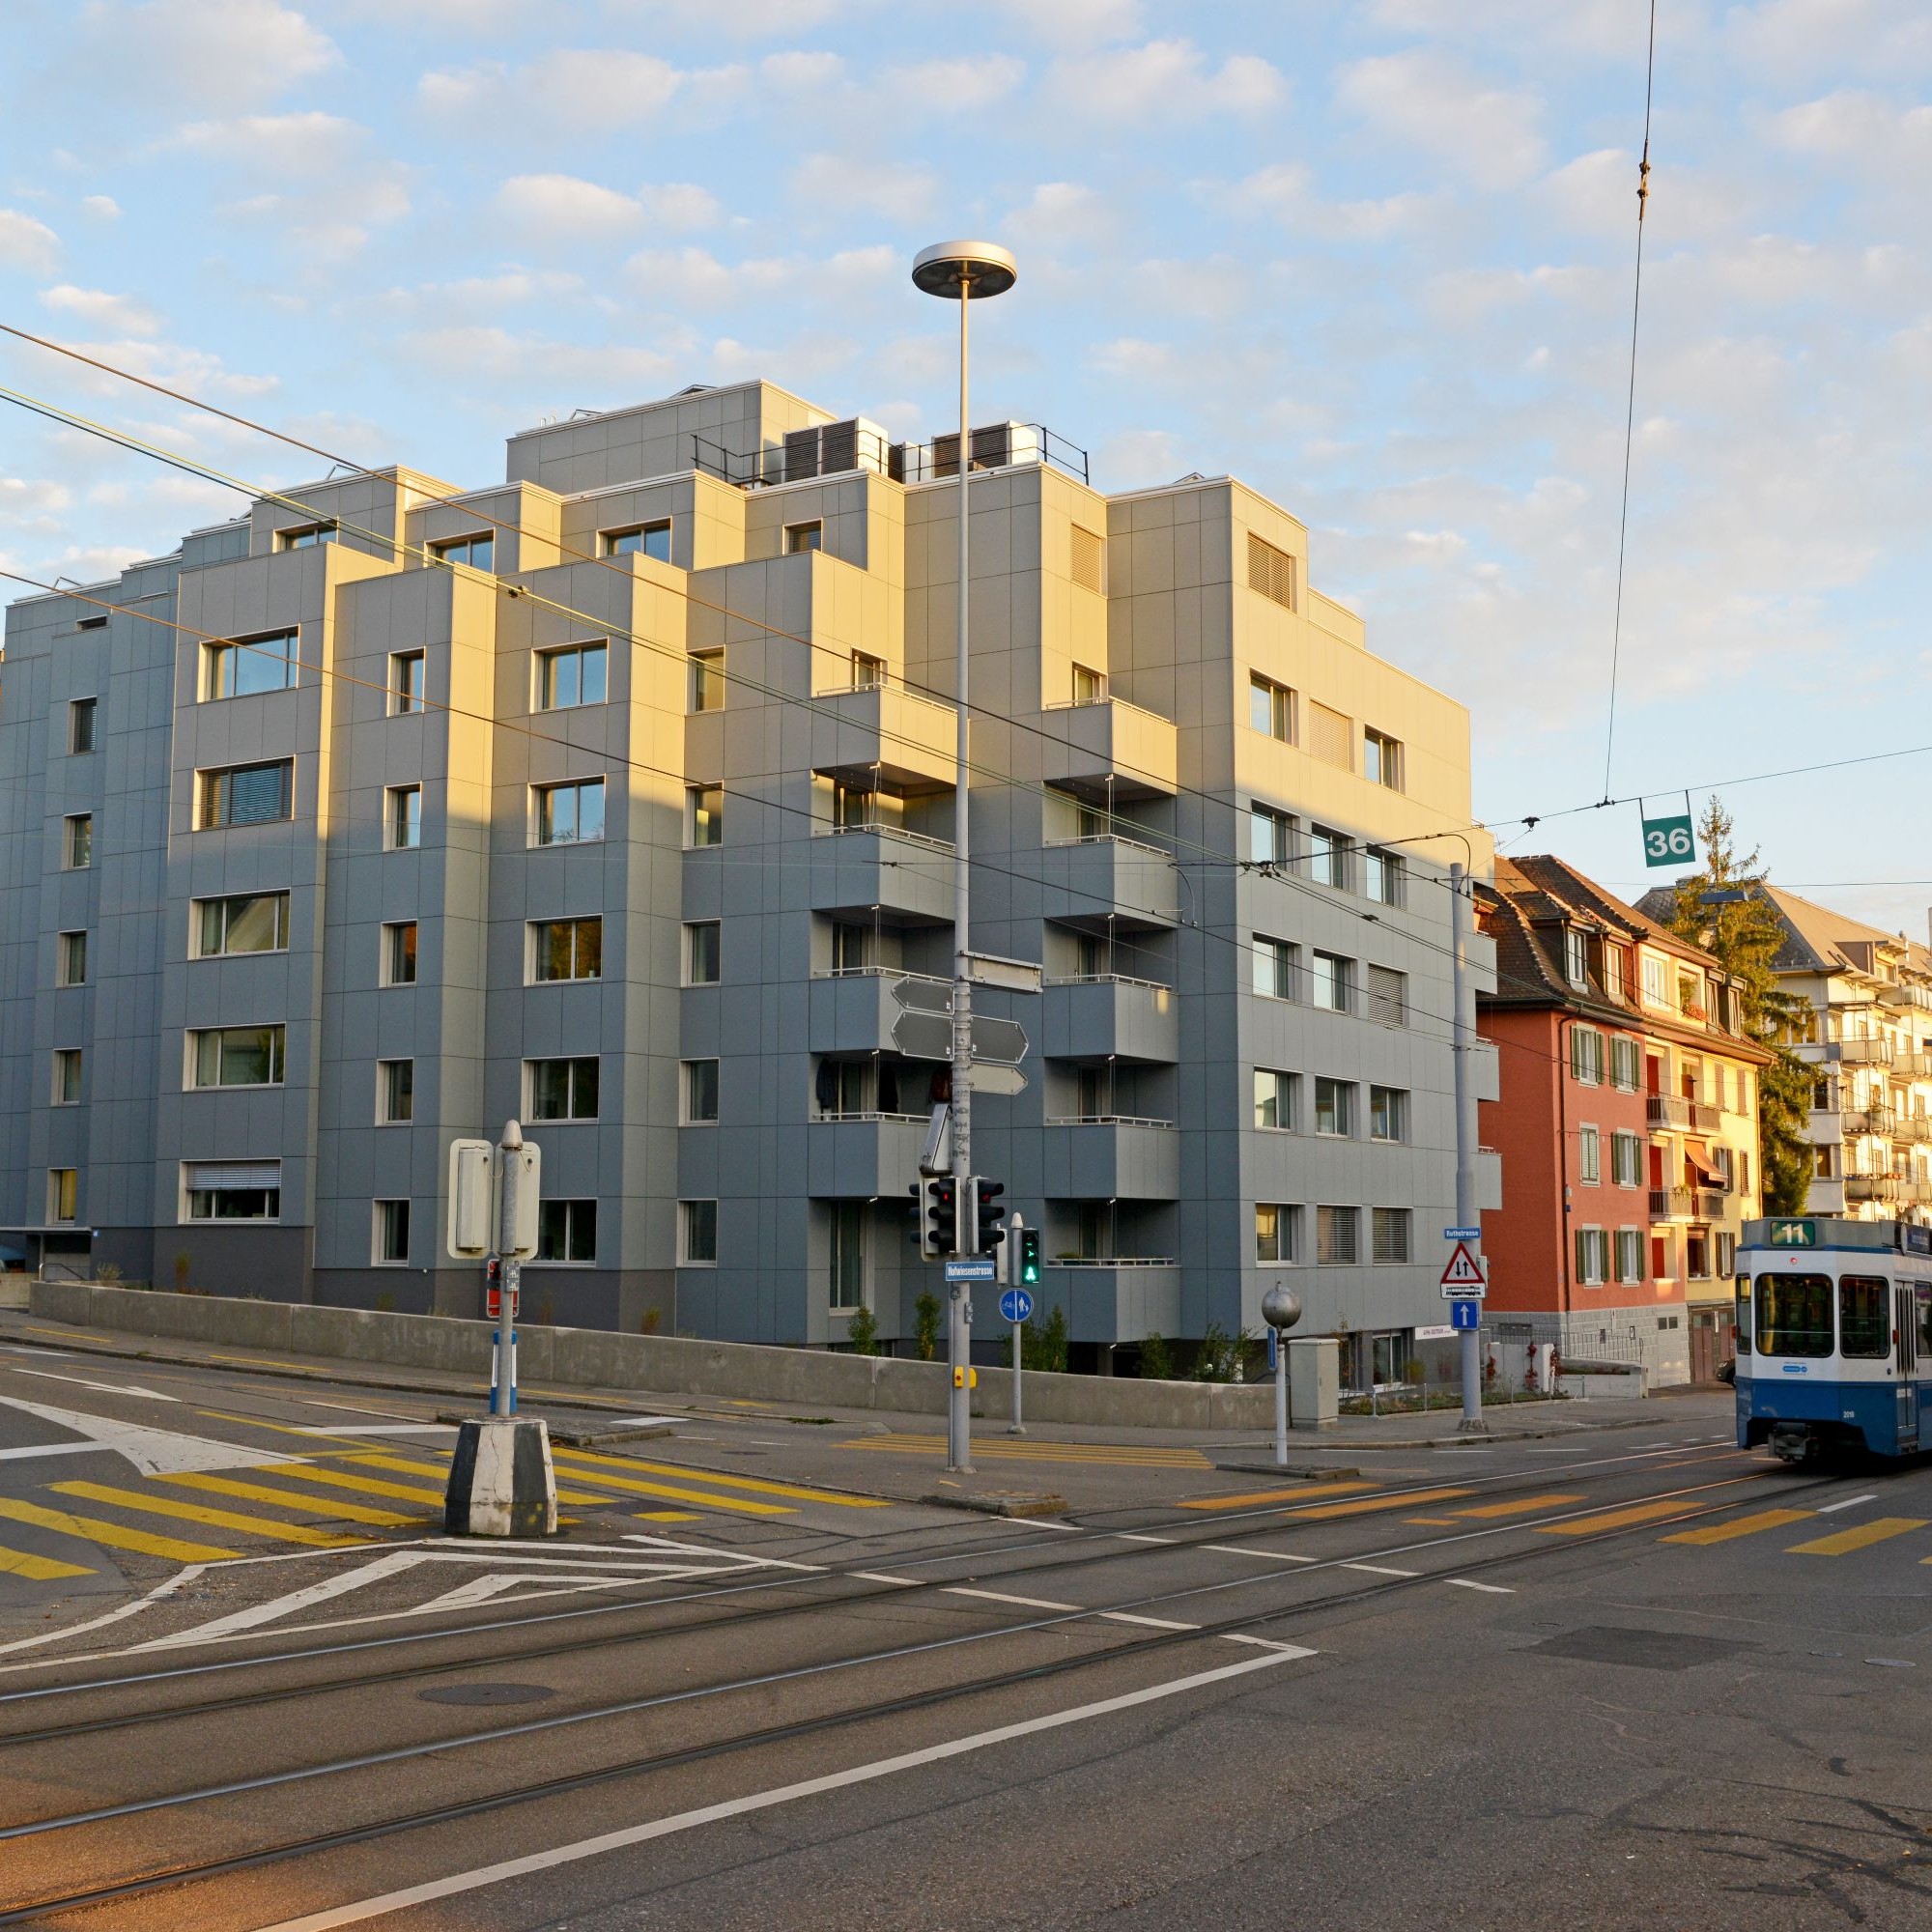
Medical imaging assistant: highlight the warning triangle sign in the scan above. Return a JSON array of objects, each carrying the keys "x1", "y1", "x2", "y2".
[{"x1": 1438, "y1": 1240, "x2": 1486, "y2": 1290}]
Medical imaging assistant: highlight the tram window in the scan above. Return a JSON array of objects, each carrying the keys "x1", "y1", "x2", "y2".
[
  {"x1": 1918, "y1": 1286, "x2": 1932, "y2": 1354},
  {"x1": 1838, "y1": 1276, "x2": 1889, "y2": 1359},
  {"x1": 1755, "y1": 1272, "x2": 1833, "y2": 1357},
  {"x1": 1735, "y1": 1276, "x2": 1751, "y2": 1352}
]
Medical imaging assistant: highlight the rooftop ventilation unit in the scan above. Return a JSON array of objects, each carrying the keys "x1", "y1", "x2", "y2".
[
  {"x1": 929, "y1": 421, "x2": 1041, "y2": 479},
  {"x1": 781, "y1": 417, "x2": 901, "y2": 484}
]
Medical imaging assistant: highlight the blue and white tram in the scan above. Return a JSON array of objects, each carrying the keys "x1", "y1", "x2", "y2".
[{"x1": 1737, "y1": 1216, "x2": 1932, "y2": 1463}]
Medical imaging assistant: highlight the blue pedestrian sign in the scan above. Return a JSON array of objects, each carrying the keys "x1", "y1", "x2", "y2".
[
  {"x1": 945, "y1": 1258, "x2": 997, "y2": 1282},
  {"x1": 1449, "y1": 1299, "x2": 1482, "y2": 1332},
  {"x1": 1000, "y1": 1287, "x2": 1034, "y2": 1323}
]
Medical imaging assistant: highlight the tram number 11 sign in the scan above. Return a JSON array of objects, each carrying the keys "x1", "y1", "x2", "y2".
[{"x1": 1642, "y1": 812, "x2": 1696, "y2": 869}]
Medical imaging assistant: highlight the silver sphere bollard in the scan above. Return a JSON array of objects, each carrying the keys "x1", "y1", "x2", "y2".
[{"x1": 1262, "y1": 1284, "x2": 1303, "y2": 1467}]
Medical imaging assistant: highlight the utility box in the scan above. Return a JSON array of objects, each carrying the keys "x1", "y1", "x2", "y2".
[
  {"x1": 1289, "y1": 1337, "x2": 1340, "y2": 1430},
  {"x1": 446, "y1": 1140, "x2": 496, "y2": 1259}
]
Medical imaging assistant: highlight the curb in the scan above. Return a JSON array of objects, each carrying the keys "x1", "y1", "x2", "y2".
[
  {"x1": 1210, "y1": 1463, "x2": 1363, "y2": 1480},
  {"x1": 922, "y1": 1491, "x2": 1069, "y2": 1519}
]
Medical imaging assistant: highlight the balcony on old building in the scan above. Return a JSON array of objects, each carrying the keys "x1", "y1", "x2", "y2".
[
  {"x1": 1040, "y1": 974, "x2": 1178, "y2": 1063},
  {"x1": 1839, "y1": 1105, "x2": 1896, "y2": 1140},
  {"x1": 1647, "y1": 1094, "x2": 1720, "y2": 1132},
  {"x1": 1649, "y1": 1185, "x2": 1694, "y2": 1220},
  {"x1": 1845, "y1": 1172, "x2": 1904, "y2": 1205}
]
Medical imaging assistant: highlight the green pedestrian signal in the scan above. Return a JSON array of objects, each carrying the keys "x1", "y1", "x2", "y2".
[{"x1": 1018, "y1": 1228, "x2": 1041, "y2": 1286}]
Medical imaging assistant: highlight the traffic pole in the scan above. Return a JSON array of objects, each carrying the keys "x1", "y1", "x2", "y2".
[
  {"x1": 492, "y1": 1120, "x2": 523, "y2": 1419},
  {"x1": 1451, "y1": 863, "x2": 1487, "y2": 1434},
  {"x1": 1008, "y1": 1211, "x2": 1025, "y2": 1435},
  {"x1": 1274, "y1": 1333, "x2": 1288, "y2": 1467}
]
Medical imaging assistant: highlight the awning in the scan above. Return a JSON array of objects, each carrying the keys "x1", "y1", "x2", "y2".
[{"x1": 1683, "y1": 1138, "x2": 1724, "y2": 1186}]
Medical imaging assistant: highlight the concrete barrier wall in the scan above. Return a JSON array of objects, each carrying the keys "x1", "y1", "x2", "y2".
[{"x1": 29, "y1": 1283, "x2": 1277, "y2": 1431}]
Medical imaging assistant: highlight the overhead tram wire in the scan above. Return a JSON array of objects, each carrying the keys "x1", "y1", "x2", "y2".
[{"x1": 1600, "y1": 0, "x2": 1660, "y2": 805}]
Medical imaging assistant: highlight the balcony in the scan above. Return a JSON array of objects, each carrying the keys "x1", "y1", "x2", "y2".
[
  {"x1": 809, "y1": 968, "x2": 952, "y2": 1055},
  {"x1": 807, "y1": 683, "x2": 958, "y2": 793},
  {"x1": 1051, "y1": 1261, "x2": 1181, "y2": 1345},
  {"x1": 1036, "y1": 835, "x2": 1179, "y2": 932},
  {"x1": 1840, "y1": 1106, "x2": 1896, "y2": 1139},
  {"x1": 1880, "y1": 980, "x2": 1932, "y2": 1013},
  {"x1": 1030, "y1": 698, "x2": 1178, "y2": 802},
  {"x1": 1894, "y1": 1114, "x2": 1932, "y2": 1145},
  {"x1": 1647, "y1": 1094, "x2": 1719, "y2": 1132},
  {"x1": 808, "y1": 824, "x2": 954, "y2": 923},
  {"x1": 1845, "y1": 1173, "x2": 1904, "y2": 1205},
  {"x1": 1649, "y1": 1186, "x2": 1694, "y2": 1220},
  {"x1": 805, "y1": 1113, "x2": 930, "y2": 1197},
  {"x1": 1827, "y1": 1037, "x2": 1893, "y2": 1066},
  {"x1": 1041, "y1": 976, "x2": 1179, "y2": 1063},
  {"x1": 1040, "y1": 1119, "x2": 1179, "y2": 1199}
]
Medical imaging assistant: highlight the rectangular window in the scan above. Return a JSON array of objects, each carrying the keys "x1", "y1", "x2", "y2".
[
  {"x1": 537, "y1": 1198, "x2": 598, "y2": 1264},
  {"x1": 1565, "y1": 928, "x2": 1589, "y2": 988},
  {"x1": 604, "y1": 520, "x2": 670, "y2": 561},
  {"x1": 1838, "y1": 1275, "x2": 1889, "y2": 1358},
  {"x1": 852, "y1": 651, "x2": 885, "y2": 690},
  {"x1": 1369, "y1": 1086, "x2": 1407, "y2": 1143},
  {"x1": 1071, "y1": 663, "x2": 1106, "y2": 704},
  {"x1": 203, "y1": 630, "x2": 299, "y2": 698},
  {"x1": 1609, "y1": 1036, "x2": 1640, "y2": 1091},
  {"x1": 680, "y1": 1198, "x2": 718, "y2": 1264},
  {"x1": 688, "y1": 783, "x2": 723, "y2": 847},
  {"x1": 1371, "y1": 1207, "x2": 1411, "y2": 1264},
  {"x1": 373, "y1": 1199, "x2": 411, "y2": 1264},
  {"x1": 526, "y1": 1057, "x2": 599, "y2": 1122},
  {"x1": 377, "y1": 1059, "x2": 413, "y2": 1124},
  {"x1": 682, "y1": 1058, "x2": 721, "y2": 1123},
  {"x1": 830, "y1": 1200, "x2": 867, "y2": 1310},
  {"x1": 1362, "y1": 728, "x2": 1403, "y2": 790},
  {"x1": 57, "y1": 929, "x2": 88, "y2": 987},
  {"x1": 69, "y1": 697, "x2": 97, "y2": 753},
  {"x1": 683, "y1": 921, "x2": 720, "y2": 985},
  {"x1": 1574, "y1": 1228, "x2": 1608, "y2": 1286},
  {"x1": 1715, "y1": 1231, "x2": 1736, "y2": 1276},
  {"x1": 47, "y1": 1168, "x2": 77, "y2": 1223},
  {"x1": 1756, "y1": 1271, "x2": 1833, "y2": 1357},
  {"x1": 1641, "y1": 954, "x2": 1670, "y2": 1009},
  {"x1": 1307, "y1": 702, "x2": 1352, "y2": 771},
  {"x1": 535, "y1": 779, "x2": 605, "y2": 846},
  {"x1": 536, "y1": 641, "x2": 610, "y2": 711},
  {"x1": 1570, "y1": 1026, "x2": 1605, "y2": 1085},
  {"x1": 193, "y1": 891, "x2": 291, "y2": 958},
  {"x1": 1367, "y1": 965, "x2": 1406, "y2": 1026},
  {"x1": 1070, "y1": 525, "x2": 1105, "y2": 595},
  {"x1": 388, "y1": 651, "x2": 426, "y2": 716},
  {"x1": 1252, "y1": 935, "x2": 1294, "y2": 1001},
  {"x1": 65, "y1": 813, "x2": 93, "y2": 868},
  {"x1": 1310, "y1": 951, "x2": 1352, "y2": 1013},
  {"x1": 386, "y1": 783, "x2": 422, "y2": 850},
  {"x1": 1317, "y1": 1206, "x2": 1358, "y2": 1265},
  {"x1": 184, "y1": 1159, "x2": 281, "y2": 1221},
  {"x1": 1246, "y1": 531, "x2": 1295, "y2": 610},
  {"x1": 187, "y1": 1024, "x2": 286, "y2": 1090},
  {"x1": 688, "y1": 649, "x2": 724, "y2": 713},
  {"x1": 1363, "y1": 848, "x2": 1405, "y2": 907},
  {"x1": 198, "y1": 759, "x2": 292, "y2": 829},
  {"x1": 1686, "y1": 1228, "x2": 1711, "y2": 1279},
  {"x1": 1613, "y1": 1129, "x2": 1644, "y2": 1186},
  {"x1": 1578, "y1": 1123, "x2": 1601, "y2": 1183},
  {"x1": 277, "y1": 523, "x2": 335, "y2": 550},
  {"x1": 1256, "y1": 1202, "x2": 1296, "y2": 1263},
  {"x1": 1248, "y1": 672, "x2": 1293, "y2": 743},
  {"x1": 52, "y1": 1048, "x2": 82, "y2": 1106},
  {"x1": 382, "y1": 921, "x2": 417, "y2": 986},
  {"x1": 1615, "y1": 1229, "x2": 1644, "y2": 1283},
  {"x1": 1604, "y1": 946, "x2": 1631, "y2": 1003},
  {"x1": 1306, "y1": 825, "x2": 1349, "y2": 889},
  {"x1": 1314, "y1": 1076, "x2": 1354, "y2": 1138},
  {"x1": 531, "y1": 917, "x2": 602, "y2": 982},
  {"x1": 1249, "y1": 805, "x2": 1293, "y2": 867},
  {"x1": 1254, "y1": 1067, "x2": 1294, "y2": 1131},
  {"x1": 785, "y1": 520, "x2": 823, "y2": 554},
  {"x1": 431, "y1": 531, "x2": 494, "y2": 570}
]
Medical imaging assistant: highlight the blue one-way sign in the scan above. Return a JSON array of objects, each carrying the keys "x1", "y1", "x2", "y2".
[{"x1": 1449, "y1": 1299, "x2": 1482, "y2": 1332}]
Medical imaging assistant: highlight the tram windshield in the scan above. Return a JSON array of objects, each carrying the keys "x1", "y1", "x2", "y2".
[
  {"x1": 1755, "y1": 1272, "x2": 1833, "y2": 1357},
  {"x1": 1839, "y1": 1276, "x2": 1890, "y2": 1358}
]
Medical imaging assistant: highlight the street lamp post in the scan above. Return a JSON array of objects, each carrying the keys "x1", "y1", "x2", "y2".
[{"x1": 912, "y1": 240, "x2": 1016, "y2": 1477}]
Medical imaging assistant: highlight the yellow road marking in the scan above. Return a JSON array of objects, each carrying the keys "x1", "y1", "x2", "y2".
[
  {"x1": 1405, "y1": 1517, "x2": 1461, "y2": 1525},
  {"x1": 1177, "y1": 1484, "x2": 1376, "y2": 1511},
  {"x1": 267, "y1": 1464, "x2": 449, "y2": 1506},
  {"x1": 636, "y1": 1511, "x2": 702, "y2": 1522},
  {"x1": 0, "y1": 1544, "x2": 94, "y2": 1581},
  {"x1": 1451, "y1": 1493, "x2": 1588, "y2": 1520},
  {"x1": 209, "y1": 1354, "x2": 315, "y2": 1371},
  {"x1": 329, "y1": 1453, "x2": 612, "y2": 1510},
  {"x1": 0, "y1": 1496, "x2": 231, "y2": 1564},
  {"x1": 532, "y1": 1465, "x2": 792, "y2": 1516},
  {"x1": 50, "y1": 1481, "x2": 360, "y2": 1548},
  {"x1": 156, "y1": 1472, "x2": 423, "y2": 1528},
  {"x1": 1663, "y1": 1507, "x2": 1815, "y2": 1547},
  {"x1": 850, "y1": 1436, "x2": 1209, "y2": 1467},
  {"x1": 1793, "y1": 1517, "x2": 1929, "y2": 1557},
  {"x1": 196, "y1": 1407, "x2": 371, "y2": 1443},
  {"x1": 554, "y1": 1449, "x2": 886, "y2": 1508},
  {"x1": 1537, "y1": 1499, "x2": 1701, "y2": 1536},
  {"x1": 1289, "y1": 1487, "x2": 1473, "y2": 1520}
]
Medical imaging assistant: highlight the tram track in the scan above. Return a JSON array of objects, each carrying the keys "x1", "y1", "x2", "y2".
[{"x1": 0, "y1": 1457, "x2": 1853, "y2": 1925}]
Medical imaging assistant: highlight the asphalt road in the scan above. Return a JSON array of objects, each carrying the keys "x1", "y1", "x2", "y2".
[{"x1": 1, "y1": 1337, "x2": 1929, "y2": 1930}]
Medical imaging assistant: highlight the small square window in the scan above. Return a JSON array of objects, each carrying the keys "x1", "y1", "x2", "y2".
[
  {"x1": 1072, "y1": 664, "x2": 1106, "y2": 705},
  {"x1": 65, "y1": 813, "x2": 93, "y2": 869},
  {"x1": 1256, "y1": 1202, "x2": 1297, "y2": 1264},
  {"x1": 536, "y1": 642, "x2": 608, "y2": 711},
  {"x1": 530, "y1": 917, "x2": 601, "y2": 981},
  {"x1": 431, "y1": 531, "x2": 495, "y2": 571},
  {"x1": 57, "y1": 929, "x2": 88, "y2": 987},
  {"x1": 1371, "y1": 1207, "x2": 1410, "y2": 1264},
  {"x1": 69, "y1": 697, "x2": 97, "y2": 754},
  {"x1": 1254, "y1": 1067, "x2": 1294, "y2": 1131},
  {"x1": 604, "y1": 520, "x2": 670, "y2": 561},
  {"x1": 534, "y1": 779, "x2": 605, "y2": 847},
  {"x1": 278, "y1": 523, "x2": 337, "y2": 551},
  {"x1": 381, "y1": 921, "x2": 417, "y2": 986},
  {"x1": 680, "y1": 1198, "x2": 719, "y2": 1264},
  {"x1": 682, "y1": 1058, "x2": 721, "y2": 1123},
  {"x1": 386, "y1": 784, "x2": 422, "y2": 850},
  {"x1": 1317, "y1": 1206, "x2": 1358, "y2": 1265},
  {"x1": 52, "y1": 1048, "x2": 82, "y2": 1106},
  {"x1": 526, "y1": 1057, "x2": 599, "y2": 1122},
  {"x1": 851, "y1": 652, "x2": 885, "y2": 690},
  {"x1": 1368, "y1": 1086, "x2": 1406, "y2": 1143},
  {"x1": 47, "y1": 1168, "x2": 78, "y2": 1224},
  {"x1": 389, "y1": 651, "x2": 426, "y2": 716},
  {"x1": 688, "y1": 650, "x2": 724, "y2": 713},
  {"x1": 684, "y1": 921, "x2": 721, "y2": 985},
  {"x1": 537, "y1": 1198, "x2": 598, "y2": 1263},
  {"x1": 1314, "y1": 1077, "x2": 1354, "y2": 1137},
  {"x1": 378, "y1": 1059, "x2": 414, "y2": 1124},
  {"x1": 373, "y1": 1198, "x2": 411, "y2": 1264},
  {"x1": 785, "y1": 521, "x2": 823, "y2": 554},
  {"x1": 688, "y1": 784, "x2": 723, "y2": 847}
]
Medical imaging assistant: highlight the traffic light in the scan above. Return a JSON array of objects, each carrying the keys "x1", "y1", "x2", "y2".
[
  {"x1": 922, "y1": 1175, "x2": 958, "y2": 1259},
  {"x1": 1018, "y1": 1227, "x2": 1041, "y2": 1286},
  {"x1": 974, "y1": 1178, "x2": 1007, "y2": 1256}
]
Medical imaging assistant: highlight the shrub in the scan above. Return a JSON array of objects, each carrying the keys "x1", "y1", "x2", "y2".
[
  {"x1": 913, "y1": 1290, "x2": 943, "y2": 1362},
  {"x1": 173, "y1": 1252, "x2": 190, "y2": 1294},
  {"x1": 1012, "y1": 1303, "x2": 1068, "y2": 1374},
  {"x1": 639, "y1": 1308, "x2": 662, "y2": 1336},
  {"x1": 93, "y1": 1263, "x2": 123, "y2": 1284},
  {"x1": 1140, "y1": 1332, "x2": 1173, "y2": 1380},
  {"x1": 845, "y1": 1305, "x2": 881, "y2": 1356}
]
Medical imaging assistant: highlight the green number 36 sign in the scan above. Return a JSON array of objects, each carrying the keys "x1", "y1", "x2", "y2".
[{"x1": 1641, "y1": 813, "x2": 1696, "y2": 868}]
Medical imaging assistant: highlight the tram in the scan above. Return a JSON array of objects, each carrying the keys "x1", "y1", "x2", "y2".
[{"x1": 1736, "y1": 1216, "x2": 1932, "y2": 1463}]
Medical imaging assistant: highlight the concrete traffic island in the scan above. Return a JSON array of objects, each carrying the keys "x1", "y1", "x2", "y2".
[{"x1": 443, "y1": 1416, "x2": 558, "y2": 1538}]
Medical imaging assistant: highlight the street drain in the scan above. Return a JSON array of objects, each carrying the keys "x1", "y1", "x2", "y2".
[{"x1": 418, "y1": 1683, "x2": 556, "y2": 1707}]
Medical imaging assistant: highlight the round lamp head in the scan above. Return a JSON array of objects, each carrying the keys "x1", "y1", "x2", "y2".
[
  {"x1": 912, "y1": 240, "x2": 1017, "y2": 299},
  {"x1": 1261, "y1": 1285, "x2": 1303, "y2": 1332}
]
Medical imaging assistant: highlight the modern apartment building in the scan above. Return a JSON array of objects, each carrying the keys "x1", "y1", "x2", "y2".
[
  {"x1": 1479, "y1": 858, "x2": 1769, "y2": 1384},
  {"x1": 0, "y1": 378, "x2": 1495, "y2": 1371}
]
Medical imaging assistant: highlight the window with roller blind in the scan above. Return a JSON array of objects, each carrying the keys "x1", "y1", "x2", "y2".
[
  {"x1": 198, "y1": 759, "x2": 292, "y2": 829},
  {"x1": 1246, "y1": 532, "x2": 1296, "y2": 610},
  {"x1": 1307, "y1": 702, "x2": 1352, "y2": 772}
]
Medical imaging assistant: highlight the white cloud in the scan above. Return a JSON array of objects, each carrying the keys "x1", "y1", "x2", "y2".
[
  {"x1": 81, "y1": 195, "x2": 123, "y2": 221},
  {"x1": 41, "y1": 285, "x2": 163, "y2": 335},
  {"x1": 1230, "y1": 162, "x2": 1435, "y2": 241},
  {"x1": 880, "y1": 54, "x2": 1026, "y2": 110},
  {"x1": 639, "y1": 183, "x2": 724, "y2": 231},
  {"x1": 169, "y1": 110, "x2": 366, "y2": 172},
  {"x1": 83, "y1": 0, "x2": 338, "y2": 108},
  {"x1": 1767, "y1": 89, "x2": 1932, "y2": 171},
  {"x1": 988, "y1": 0, "x2": 1142, "y2": 46},
  {"x1": 1336, "y1": 50, "x2": 1545, "y2": 189},
  {"x1": 1049, "y1": 39, "x2": 1285, "y2": 122},
  {"x1": 623, "y1": 247, "x2": 792, "y2": 310},
  {"x1": 0, "y1": 209, "x2": 61, "y2": 275},
  {"x1": 1003, "y1": 182, "x2": 1111, "y2": 253},
  {"x1": 1725, "y1": 0, "x2": 1932, "y2": 80},
  {"x1": 495, "y1": 174, "x2": 642, "y2": 238},
  {"x1": 522, "y1": 48, "x2": 685, "y2": 128},
  {"x1": 790, "y1": 153, "x2": 936, "y2": 223},
  {"x1": 761, "y1": 50, "x2": 844, "y2": 90}
]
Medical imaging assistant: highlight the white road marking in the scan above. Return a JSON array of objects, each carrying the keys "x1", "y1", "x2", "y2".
[
  {"x1": 1446, "y1": 1578, "x2": 1514, "y2": 1595},
  {"x1": 1816, "y1": 1492, "x2": 1879, "y2": 1515},
  {"x1": 1202, "y1": 1546, "x2": 1318, "y2": 1563},
  {"x1": 1114, "y1": 1533, "x2": 1177, "y2": 1545},
  {"x1": 0, "y1": 1440, "x2": 102, "y2": 1462},
  {"x1": 0, "y1": 1565, "x2": 210, "y2": 1657},
  {"x1": 1099, "y1": 1612, "x2": 1198, "y2": 1631},
  {"x1": 1221, "y1": 1633, "x2": 1309, "y2": 1652},
  {"x1": 0, "y1": 1393, "x2": 288, "y2": 1476},
  {"x1": 291, "y1": 1423, "x2": 455, "y2": 1436},
  {"x1": 11, "y1": 1367, "x2": 180, "y2": 1402},
  {"x1": 1002, "y1": 1518, "x2": 1083, "y2": 1533},
  {"x1": 134, "y1": 1552, "x2": 431, "y2": 1648},
  {"x1": 850, "y1": 1572, "x2": 918, "y2": 1586},
  {"x1": 253, "y1": 1649, "x2": 1318, "y2": 1932},
  {"x1": 944, "y1": 1587, "x2": 1079, "y2": 1612},
  {"x1": 1343, "y1": 1563, "x2": 1419, "y2": 1578}
]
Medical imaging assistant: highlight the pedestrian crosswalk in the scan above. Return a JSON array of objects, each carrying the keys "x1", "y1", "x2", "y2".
[{"x1": 850, "y1": 1434, "x2": 1212, "y2": 1470}]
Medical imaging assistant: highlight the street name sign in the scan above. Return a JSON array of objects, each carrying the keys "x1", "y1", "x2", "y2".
[
  {"x1": 1443, "y1": 1226, "x2": 1482, "y2": 1242},
  {"x1": 945, "y1": 1258, "x2": 997, "y2": 1281},
  {"x1": 1439, "y1": 1240, "x2": 1487, "y2": 1297},
  {"x1": 999, "y1": 1287, "x2": 1034, "y2": 1322}
]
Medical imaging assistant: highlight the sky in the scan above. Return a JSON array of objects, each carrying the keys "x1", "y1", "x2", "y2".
[{"x1": 3, "y1": 0, "x2": 1931, "y2": 935}]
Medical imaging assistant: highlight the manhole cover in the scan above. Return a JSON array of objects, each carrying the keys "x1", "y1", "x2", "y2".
[
  {"x1": 1534, "y1": 1627, "x2": 1756, "y2": 1672},
  {"x1": 418, "y1": 1683, "x2": 556, "y2": 1707}
]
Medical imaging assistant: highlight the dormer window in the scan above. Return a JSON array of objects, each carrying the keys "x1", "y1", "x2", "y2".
[{"x1": 1564, "y1": 928, "x2": 1589, "y2": 989}]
